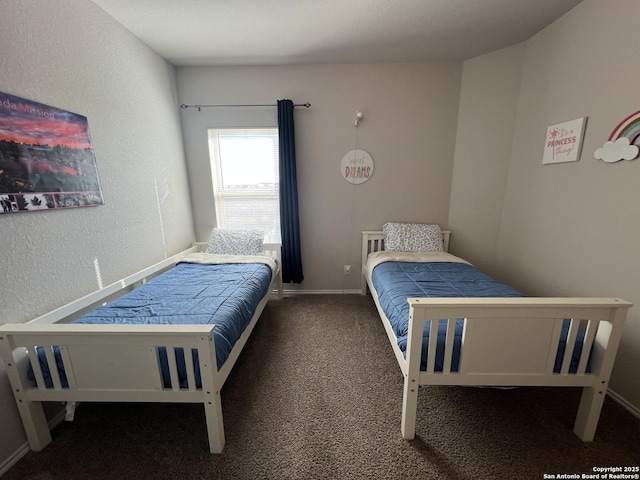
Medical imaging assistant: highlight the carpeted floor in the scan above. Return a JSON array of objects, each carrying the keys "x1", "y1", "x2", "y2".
[{"x1": 4, "y1": 295, "x2": 639, "y2": 479}]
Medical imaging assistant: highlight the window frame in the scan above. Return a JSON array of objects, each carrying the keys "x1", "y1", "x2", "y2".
[{"x1": 207, "y1": 127, "x2": 281, "y2": 243}]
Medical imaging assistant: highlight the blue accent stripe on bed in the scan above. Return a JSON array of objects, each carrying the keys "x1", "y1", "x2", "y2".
[{"x1": 371, "y1": 261, "x2": 587, "y2": 373}]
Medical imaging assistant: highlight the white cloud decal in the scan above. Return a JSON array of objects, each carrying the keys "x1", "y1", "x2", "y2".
[{"x1": 594, "y1": 137, "x2": 639, "y2": 163}]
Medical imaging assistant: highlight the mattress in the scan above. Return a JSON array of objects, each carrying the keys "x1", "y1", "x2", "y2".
[
  {"x1": 31, "y1": 254, "x2": 275, "y2": 388},
  {"x1": 368, "y1": 252, "x2": 587, "y2": 373}
]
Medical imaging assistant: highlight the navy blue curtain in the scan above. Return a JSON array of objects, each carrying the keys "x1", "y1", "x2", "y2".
[{"x1": 277, "y1": 99, "x2": 304, "y2": 283}]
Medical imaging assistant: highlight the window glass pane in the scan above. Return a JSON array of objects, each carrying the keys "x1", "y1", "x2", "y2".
[
  {"x1": 208, "y1": 129, "x2": 280, "y2": 243},
  {"x1": 218, "y1": 136, "x2": 277, "y2": 187}
]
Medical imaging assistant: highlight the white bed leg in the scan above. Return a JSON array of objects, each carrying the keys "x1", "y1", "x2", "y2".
[
  {"x1": 573, "y1": 386, "x2": 606, "y2": 441},
  {"x1": 0, "y1": 340, "x2": 52, "y2": 452},
  {"x1": 204, "y1": 390, "x2": 225, "y2": 453},
  {"x1": 17, "y1": 400, "x2": 52, "y2": 452},
  {"x1": 401, "y1": 376, "x2": 418, "y2": 440}
]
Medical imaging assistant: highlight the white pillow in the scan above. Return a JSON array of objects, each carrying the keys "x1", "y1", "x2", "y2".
[
  {"x1": 205, "y1": 228, "x2": 264, "y2": 256},
  {"x1": 382, "y1": 222, "x2": 443, "y2": 252}
]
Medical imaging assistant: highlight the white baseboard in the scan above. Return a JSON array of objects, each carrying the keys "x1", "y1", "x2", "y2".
[
  {"x1": 607, "y1": 388, "x2": 640, "y2": 420},
  {"x1": 0, "y1": 442, "x2": 30, "y2": 478},
  {"x1": 281, "y1": 289, "x2": 362, "y2": 295},
  {"x1": 0, "y1": 407, "x2": 66, "y2": 477}
]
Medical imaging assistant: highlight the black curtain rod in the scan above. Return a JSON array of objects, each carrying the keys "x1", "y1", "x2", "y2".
[{"x1": 179, "y1": 102, "x2": 311, "y2": 111}]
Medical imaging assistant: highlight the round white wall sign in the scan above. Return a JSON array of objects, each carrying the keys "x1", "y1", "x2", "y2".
[{"x1": 341, "y1": 149, "x2": 374, "y2": 184}]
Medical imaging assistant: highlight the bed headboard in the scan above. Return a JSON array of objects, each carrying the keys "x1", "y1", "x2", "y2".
[
  {"x1": 361, "y1": 229, "x2": 451, "y2": 263},
  {"x1": 361, "y1": 230, "x2": 451, "y2": 295}
]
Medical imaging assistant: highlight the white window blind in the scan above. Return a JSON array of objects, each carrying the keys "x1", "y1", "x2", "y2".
[{"x1": 208, "y1": 128, "x2": 281, "y2": 243}]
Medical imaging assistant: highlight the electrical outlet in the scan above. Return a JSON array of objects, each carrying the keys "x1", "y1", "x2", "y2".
[{"x1": 344, "y1": 265, "x2": 352, "y2": 275}]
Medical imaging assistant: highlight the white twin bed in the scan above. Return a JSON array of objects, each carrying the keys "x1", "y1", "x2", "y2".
[
  {"x1": 361, "y1": 223, "x2": 631, "y2": 442},
  {"x1": 0, "y1": 224, "x2": 632, "y2": 456},
  {"x1": 0, "y1": 229, "x2": 283, "y2": 455}
]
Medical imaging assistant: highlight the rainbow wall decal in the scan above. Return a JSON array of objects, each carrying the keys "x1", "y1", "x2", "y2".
[
  {"x1": 609, "y1": 109, "x2": 640, "y2": 143},
  {"x1": 594, "y1": 109, "x2": 640, "y2": 163}
]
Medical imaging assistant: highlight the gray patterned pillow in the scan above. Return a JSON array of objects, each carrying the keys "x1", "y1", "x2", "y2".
[
  {"x1": 382, "y1": 222, "x2": 443, "y2": 252},
  {"x1": 206, "y1": 228, "x2": 265, "y2": 255}
]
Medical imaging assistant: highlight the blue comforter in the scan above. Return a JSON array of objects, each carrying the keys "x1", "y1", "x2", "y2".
[
  {"x1": 371, "y1": 260, "x2": 585, "y2": 373},
  {"x1": 32, "y1": 259, "x2": 273, "y2": 388},
  {"x1": 75, "y1": 261, "x2": 272, "y2": 366}
]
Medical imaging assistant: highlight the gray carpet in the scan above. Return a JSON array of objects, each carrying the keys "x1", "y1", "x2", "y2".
[{"x1": 4, "y1": 295, "x2": 639, "y2": 479}]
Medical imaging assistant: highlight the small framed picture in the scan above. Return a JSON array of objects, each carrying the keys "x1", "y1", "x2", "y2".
[
  {"x1": 0, "y1": 91, "x2": 104, "y2": 214},
  {"x1": 542, "y1": 117, "x2": 586, "y2": 164}
]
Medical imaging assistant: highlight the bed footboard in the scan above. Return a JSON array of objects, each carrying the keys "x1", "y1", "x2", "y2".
[
  {"x1": 0, "y1": 324, "x2": 225, "y2": 453},
  {"x1": 402, "y1": 297, "x2": 631, "y2": 442}
]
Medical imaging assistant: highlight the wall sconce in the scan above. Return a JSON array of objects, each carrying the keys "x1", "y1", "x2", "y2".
[{"x1": 355, "y1": 110, "x2": 364, "y2": 127}]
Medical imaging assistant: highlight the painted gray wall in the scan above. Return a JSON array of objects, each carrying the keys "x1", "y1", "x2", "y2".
[
  {"x1": 0, "y1": 0, "x2": 194, "y2": 467},
  {"x1": 448, "y1": 43, "x2": 525, "y2": 279},
  {"x1": 452, "y1": 0, "x2": 640, "y2": 412},
  {"x1": 497, "y1": 0, "x2": 640, "y2": 412},
  {"x1": 177, "y1": 63, "x2": 462, "y2": 292}
]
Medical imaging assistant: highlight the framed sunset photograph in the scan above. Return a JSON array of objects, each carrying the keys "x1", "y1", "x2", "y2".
[{"x1": 0, "y1": 91, "x2": 104, "y2": 214}]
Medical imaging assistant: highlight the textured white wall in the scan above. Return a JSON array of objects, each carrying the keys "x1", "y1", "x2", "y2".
[
  {"x1": 178, "y1": 63, "x2": 462, "y2": 292},
  {"x1": 0, "y1": 0, "x2": 194, "y2": 467}
]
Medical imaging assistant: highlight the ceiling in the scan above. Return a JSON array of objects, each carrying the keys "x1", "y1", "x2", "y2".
[{"x1": 90, "y1": 0, "x2": 582, "y2": 67}]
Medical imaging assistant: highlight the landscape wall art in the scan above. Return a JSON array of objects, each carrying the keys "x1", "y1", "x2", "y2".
[{"x1": 0, "y1": 91, "x2": 104, "y2": 214}]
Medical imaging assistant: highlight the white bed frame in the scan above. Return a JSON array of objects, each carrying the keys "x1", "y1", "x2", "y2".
[
  {"x1": 361, "y1": 230, "x2": 632, "y2": 442},
  {"x1": 0, "y1": 243, "x2": 283, "y2": 454}
]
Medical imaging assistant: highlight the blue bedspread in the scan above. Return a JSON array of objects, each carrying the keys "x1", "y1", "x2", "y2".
[
  {"x1": 371, "y1": 260, "x2": 585, "y2": 373},
  {"x1": 32, "y1": 260, "x2": 272, "y2": 388}
]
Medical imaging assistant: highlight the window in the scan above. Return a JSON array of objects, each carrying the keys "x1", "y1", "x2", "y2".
[{"x1": 208, "y1": 128, "x2": 280, "y2": 242}]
